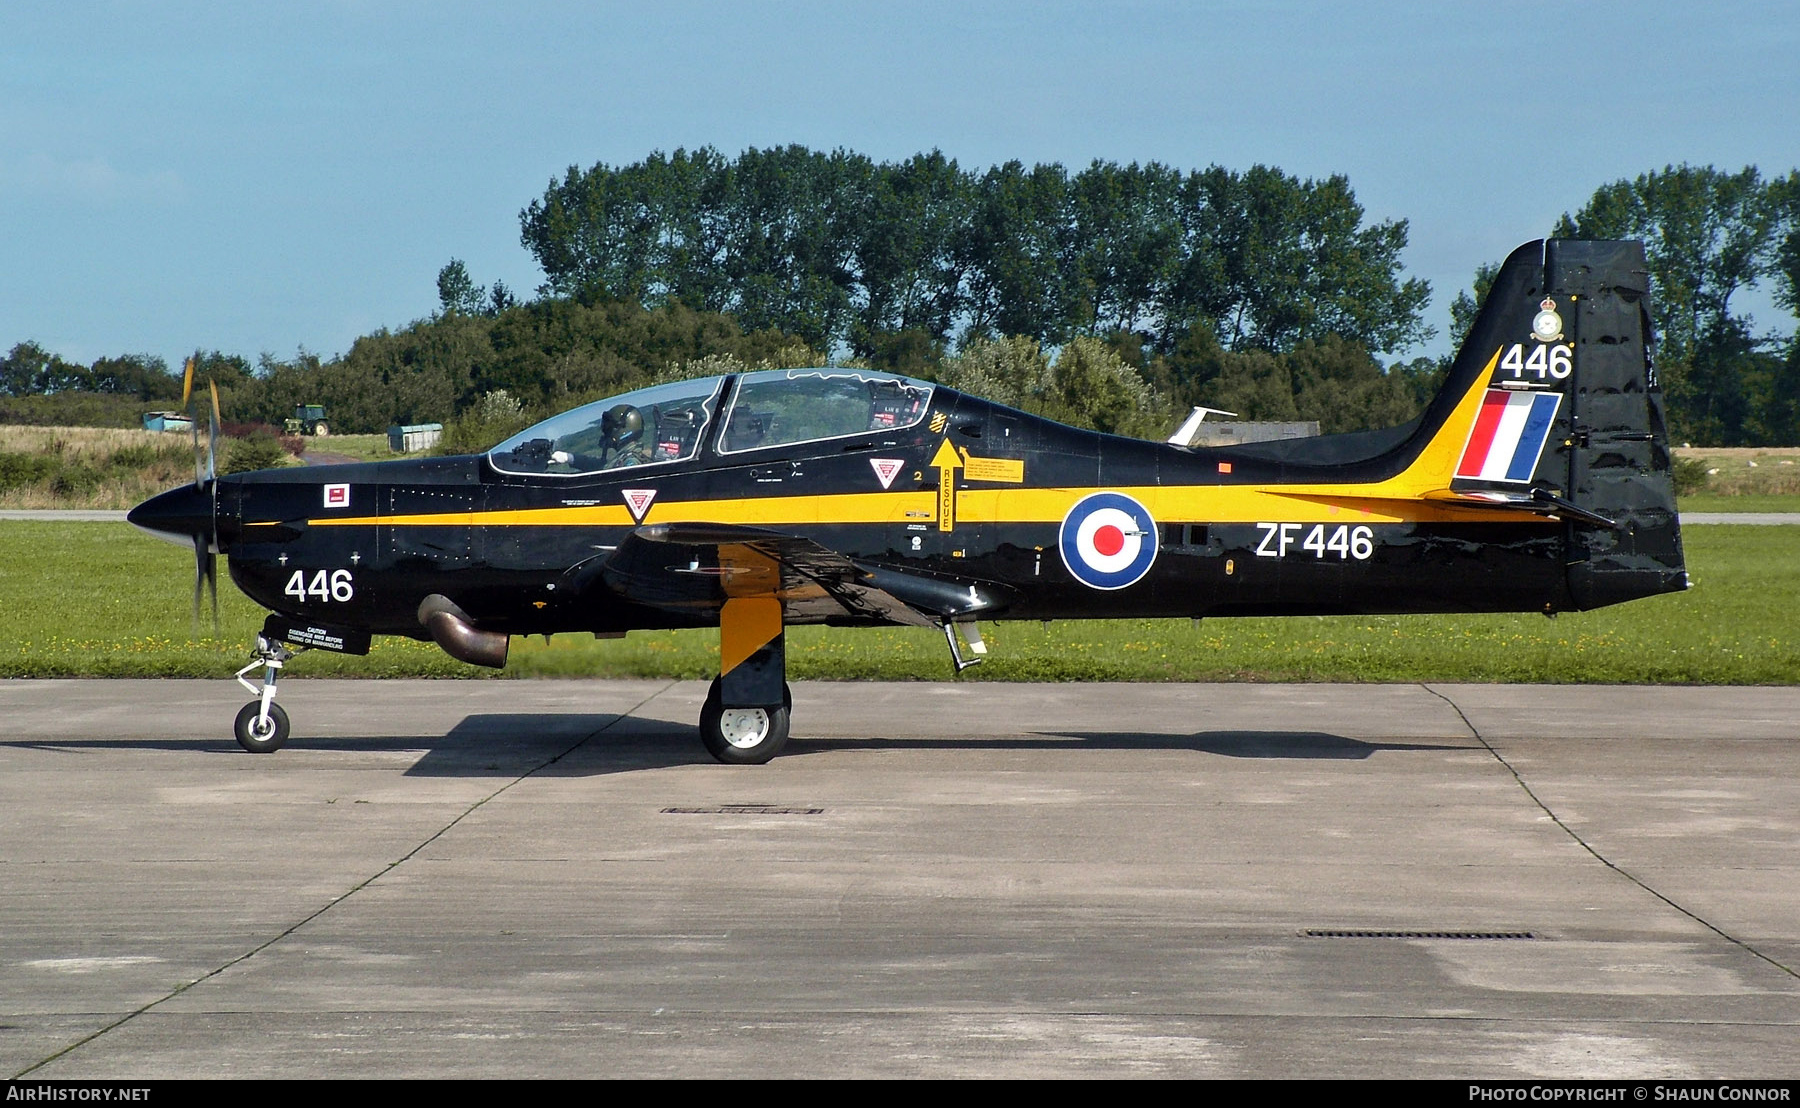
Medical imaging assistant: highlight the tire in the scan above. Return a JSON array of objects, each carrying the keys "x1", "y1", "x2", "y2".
[
  {"x1": 234, "y1": 701, "x2": 290, "y2": 753},
  {"x1": 699, "y1": 680, "x2": 791, "y2": 764},
  {"x1": 312, "y1": 422, "x2": 330, "y2": 436}
]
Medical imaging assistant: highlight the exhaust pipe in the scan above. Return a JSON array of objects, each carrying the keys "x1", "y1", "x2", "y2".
[{"x1": 417, "y1": 594, "x2": 509, "y2": 669}]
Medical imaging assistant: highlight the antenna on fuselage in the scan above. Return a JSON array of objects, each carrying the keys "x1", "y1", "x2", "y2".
[{"x1": 1167, "y1": 405, "x2": 1239, "y2": 446}]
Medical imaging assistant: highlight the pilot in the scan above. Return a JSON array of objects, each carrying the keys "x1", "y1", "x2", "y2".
[{"x1": 600, "y1": 404, "x2": 651, "y2": 469}]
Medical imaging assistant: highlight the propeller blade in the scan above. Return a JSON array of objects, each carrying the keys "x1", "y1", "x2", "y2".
[
  {"x1": 191, "y1": 533, "x2": 205, "y2": 627},
  {"x1": 206, "y1": 548, "x2": 219, "y2": 632},
  {"x1": 208, "y1": 379, "x2": 221, "y2": 482},
  {"x1": 181, "y1": 357, "x2": 194, "y2": 408},
  {"x1": 191, "y1": 534, "x2": 219, "y2": 633}
]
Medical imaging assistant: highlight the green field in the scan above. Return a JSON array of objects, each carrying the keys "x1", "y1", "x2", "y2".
[
  {"x1": 1, "y1": 521, "x2": 1793, "y2": 683},
  {"x1": 1679, "y1": 493, "x2": 1800, "y2": 513},
  {"x1": 302, "y1": 432, "x2": 428, "y2": 462}
]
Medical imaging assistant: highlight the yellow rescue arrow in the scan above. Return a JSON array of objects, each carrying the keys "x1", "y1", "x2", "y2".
[{"x1": 930, "y1": 437, "x2": 961, "y2": 532}]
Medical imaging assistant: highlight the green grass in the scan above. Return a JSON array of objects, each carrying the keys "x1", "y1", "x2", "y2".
[
  {"x1": 2, "y1": 521, "x2": 1794, "y2": 683},
  {"x1": 303, "y1": 433, "x2": 426, "y2": 462},
  {"x1": 1679, "y1": 493, "x2": 1800, "y2": 513}
]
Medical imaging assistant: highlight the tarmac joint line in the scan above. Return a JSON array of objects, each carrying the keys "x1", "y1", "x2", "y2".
[
  {"x1": 1420, "y1": 683, "x2": 1799, "y2": 984},
  {"x1": 7, "y1": 679, "x2": 681, "y2": 1079}
]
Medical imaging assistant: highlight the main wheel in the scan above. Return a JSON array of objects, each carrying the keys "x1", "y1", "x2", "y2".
[
  {"x1": 234, "y1": 701, "x2": 290, "y2": 754},
  {"x1": 312, "y1": 422, "x2": 330, "y2": 436},
  {"x1": 699, "y1": 680, "x2": 791, "y2": 764}
]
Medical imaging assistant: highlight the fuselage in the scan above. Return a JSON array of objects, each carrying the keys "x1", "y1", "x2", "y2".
[{"x1": 172, "y1": 381, "x2": 1598, "y2": 642}]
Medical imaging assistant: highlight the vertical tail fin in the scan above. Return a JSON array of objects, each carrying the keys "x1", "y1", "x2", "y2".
[{"x1": 1422, "y1": 239, "x2": 1686, "y2": 608}]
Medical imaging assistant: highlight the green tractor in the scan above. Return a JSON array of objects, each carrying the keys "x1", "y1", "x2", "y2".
[{"x1": 285, "y1": 404, "x2": 330, "y2": 436}]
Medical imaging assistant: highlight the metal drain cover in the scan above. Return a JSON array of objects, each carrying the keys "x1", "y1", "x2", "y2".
[
  {"x1": 1305, "y1": 929, "x2": 1536, "y2": 940},
  {"x1": 661, "y1": 804, "x2": 824, "y2": 815}
]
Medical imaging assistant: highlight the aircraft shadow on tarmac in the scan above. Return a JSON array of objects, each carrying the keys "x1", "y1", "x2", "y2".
[
  {"x1": 2, "y1": 717, "x2": 1466, "y2": 774},
  {"x1": 393, "y1": 716, "x2": 1472, "y2": 776},
  {"x1": 797, "y1": 731, "x2": 1469, "y2": 760}
]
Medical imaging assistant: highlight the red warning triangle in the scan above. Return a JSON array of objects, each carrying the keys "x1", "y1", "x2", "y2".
[
  {"x1": 869, "y1": 458, "x2": 904, "y2": 489},
  {"x1": 622, "y1": 488, "x2": 657, "y2": 521}
]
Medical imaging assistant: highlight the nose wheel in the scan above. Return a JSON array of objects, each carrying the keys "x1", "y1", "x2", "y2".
[
  {"x1": 233, "y1": 633, "x2": 304, "y2": 753},
  {"x1": 234, "y1": 701, "x2": 290, "y2": 753}
]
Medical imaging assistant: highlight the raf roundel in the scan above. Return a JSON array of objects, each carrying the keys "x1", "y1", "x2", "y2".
[{"x1": 1059, "y1": 491, "x2": 1158, "y2": 590}]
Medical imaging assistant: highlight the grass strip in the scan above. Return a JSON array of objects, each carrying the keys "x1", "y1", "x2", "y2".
[{"x1": 0, "y1": 521, "x2": 1791, "y2": 683}]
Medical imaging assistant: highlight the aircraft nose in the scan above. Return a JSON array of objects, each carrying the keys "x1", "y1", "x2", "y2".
[{"x1": 128, "y1": 482, "x2": 213, "y2": 546}]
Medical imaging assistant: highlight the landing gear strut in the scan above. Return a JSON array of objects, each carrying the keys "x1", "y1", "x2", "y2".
[
  {"x1": 233, "y1": 633, "x2": 304, "y2": 753},
  {"x1": 705, "y1": 594, "x2": 789, "y2": 764}
]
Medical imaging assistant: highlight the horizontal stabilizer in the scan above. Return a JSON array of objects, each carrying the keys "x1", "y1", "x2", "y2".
[{"x1": 1420, "y1": 488, "x2": 1619, "y2": 529}]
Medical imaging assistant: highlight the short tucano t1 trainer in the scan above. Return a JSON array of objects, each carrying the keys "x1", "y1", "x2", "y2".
[{"x1": 130, "y1": 239, "x2": 1687, "y2": 763}]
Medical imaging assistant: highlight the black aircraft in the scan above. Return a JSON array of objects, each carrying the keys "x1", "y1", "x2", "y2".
[{"x1": 130, "y1": 239, "x2": 1686, "y2": 762}]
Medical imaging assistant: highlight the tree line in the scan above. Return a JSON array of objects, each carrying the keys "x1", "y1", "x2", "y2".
[
  {"x1": 4, "y1": 152, "x2": 1795, "y2": 446},
  {"x1": 520, "y1": 147, "x2": 1432, "y2": 362}
]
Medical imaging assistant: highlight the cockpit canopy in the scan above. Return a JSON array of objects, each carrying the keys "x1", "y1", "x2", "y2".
[{"x1": 488, "y1": 368, "x2": 935, "y2": 476}]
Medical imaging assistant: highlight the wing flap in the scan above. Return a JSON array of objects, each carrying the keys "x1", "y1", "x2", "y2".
[{"x1": 586, "y1": 522, "x2": 988, "y2": 627}]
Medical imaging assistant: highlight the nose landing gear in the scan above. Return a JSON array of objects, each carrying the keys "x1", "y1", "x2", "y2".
[{"x1": 233, "y1": 634, "x2": 305, "y2": 753}]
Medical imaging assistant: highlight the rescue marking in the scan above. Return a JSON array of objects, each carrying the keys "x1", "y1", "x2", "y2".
[
  {"x1": 931, "y1": 439, "x2": 962, "y2": 532},
  {"x1": 1059, "y1": 491, "x2": 1157, "y2": 590},
  {"x1": 621, "y1": 488, "x2": 658, "y2": 522},
  {"x1": 322, "y1": 483, "x2": 350, "y2": 508},
  {"x1": 869, "y1": 458, "x2": 905, "y2": 489}
]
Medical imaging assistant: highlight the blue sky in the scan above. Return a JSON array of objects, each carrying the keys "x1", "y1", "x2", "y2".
[{"x1": 3, "y1": 1, "x2": 1796, "y2": 369}]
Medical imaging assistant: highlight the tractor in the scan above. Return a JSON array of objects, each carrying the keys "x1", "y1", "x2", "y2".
[{"x1": 285, "y1": 404, "x2": 330, "y2": 436}]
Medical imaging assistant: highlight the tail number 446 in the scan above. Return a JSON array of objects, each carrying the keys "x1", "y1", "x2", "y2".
[
  {"x1": 1255, "y1": 523, "x2": 1375, "y2": 560},
  {"x1": 284, "y1": 569, "x2": 355, "y2": 602},
  {"x1": 1501, "y1": 343, "x2": 1572, "y2": 380}
]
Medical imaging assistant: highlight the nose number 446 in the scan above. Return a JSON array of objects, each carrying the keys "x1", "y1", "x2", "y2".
[{"x1": 284, "y1": 569, "x2": 355, "y2": 602}]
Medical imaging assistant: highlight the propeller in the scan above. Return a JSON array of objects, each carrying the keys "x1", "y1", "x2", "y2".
[{"x1": 179, "y1": 358, "x2": 221, "y2": 631}]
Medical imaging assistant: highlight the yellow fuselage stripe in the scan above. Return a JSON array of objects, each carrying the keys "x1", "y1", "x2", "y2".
[{"x1": 307, "y1": 483, "x2": 1542, "y2": 529}]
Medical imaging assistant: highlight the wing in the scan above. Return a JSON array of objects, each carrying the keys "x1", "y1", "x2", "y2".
[{"x1": 567, "y1": 522, "x2": 1009, "y2": 627}]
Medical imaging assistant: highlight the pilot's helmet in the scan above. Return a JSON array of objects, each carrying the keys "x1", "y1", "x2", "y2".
[{"x1": 601, "y1": 404, "x2": 643, "y2": 445}]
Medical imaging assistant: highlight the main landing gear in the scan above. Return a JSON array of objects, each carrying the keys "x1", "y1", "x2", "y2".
[
  {"x1": 699, "y1": 678, "x2": 793, "y2": 764},
  {"x1": 701, "y1": 589, "x2": 798, "y2": 765},
  {"x1": 233, "y1": 633, "x2": 305, "y2": 753}
]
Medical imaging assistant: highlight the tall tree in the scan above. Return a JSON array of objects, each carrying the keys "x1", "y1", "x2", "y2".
[
  {"x1": 1182, "y1": 166, "x2": 1430, "y2": 354},
  {"x1": 960, "y1": 161, "x2": 1078, "y2": 344},
  {"x1": 1557, "y1": 165, "x2": 1779, "y2": 366},
  {"x1": 1558, "y1": 164, "x2": 1791, "y2": 444},
  {"x1": 851, "y1": 150, "x2": 973, "y2": 353},
  {"x1": 1769, "y1": 169, "x2": 1800, "y2": 346},
  {"x1": 520, "y1": 147, "x2": 1434, "y2": 361},
  {"x1": 437, "y1": 259, "x2": 486, "y2": 316},
  {"x1": 1069, "y1": 160, "x2": 1184, "y2": 337},
  {"x1": 714, "y1": 145, "x2": 869, "y2": 349}
]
